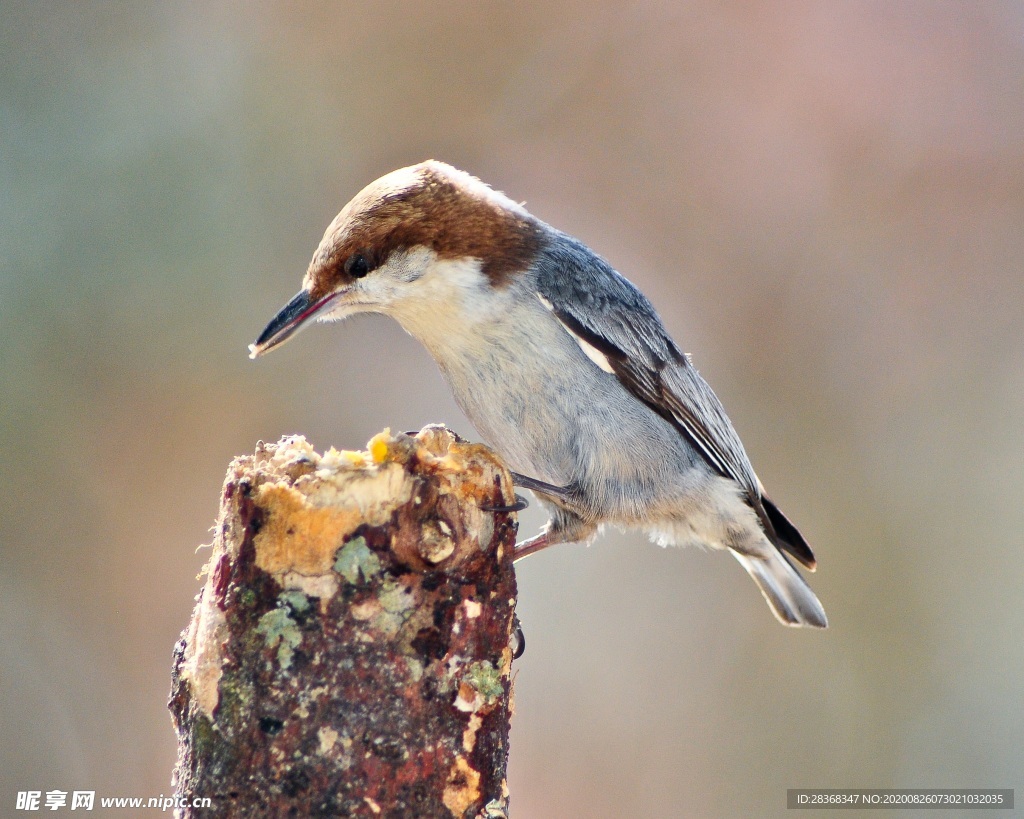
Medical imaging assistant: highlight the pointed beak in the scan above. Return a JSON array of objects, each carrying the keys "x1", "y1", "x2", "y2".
[{"x1": 248, "y1": 289, "x2": 341, "y2": 359}]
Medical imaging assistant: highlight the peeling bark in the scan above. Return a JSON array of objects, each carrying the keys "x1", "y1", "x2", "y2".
[{"x1": 170, "y1": 426, "x2": 519, "y2": 818}]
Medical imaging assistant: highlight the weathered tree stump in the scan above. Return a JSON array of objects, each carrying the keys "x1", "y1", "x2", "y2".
[{"x1": 170, "y1": 426, "x2": 519, "y2": 818}]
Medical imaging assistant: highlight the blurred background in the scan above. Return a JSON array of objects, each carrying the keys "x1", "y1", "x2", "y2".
[{"x1": 2, "y1": 2, "x2": 1022, "y2": 816}]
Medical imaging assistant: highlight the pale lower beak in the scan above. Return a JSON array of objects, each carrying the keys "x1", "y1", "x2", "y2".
[{"x1": 248, "y1": 289, "x2": 341, "y2": 358}]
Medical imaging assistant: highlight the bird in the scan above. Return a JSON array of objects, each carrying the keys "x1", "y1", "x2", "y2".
[{"x1": 249, "y1": 160, "x2": 827, "y2": 628}]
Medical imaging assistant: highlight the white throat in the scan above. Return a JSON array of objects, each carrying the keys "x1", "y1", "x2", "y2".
[{"x1": 385, "y1": 253, "x2": 505, "y2": 351}]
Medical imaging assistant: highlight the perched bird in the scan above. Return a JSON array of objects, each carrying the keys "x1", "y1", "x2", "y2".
[{"x1": 250, "y1": 161, "x2": 827, "y2": 628}]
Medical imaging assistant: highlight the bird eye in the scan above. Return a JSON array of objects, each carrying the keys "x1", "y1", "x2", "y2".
[{"x1": 345, "y1": 252, "x2": 371, "y2": 279}]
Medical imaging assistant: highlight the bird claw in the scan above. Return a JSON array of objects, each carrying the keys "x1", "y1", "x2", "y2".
[
  {"x1": 511, "y1": 614, "x2": 526, "y2": 659},
  {"x1": 479, "y1": 493, "x2": 529, "y2": 513}
]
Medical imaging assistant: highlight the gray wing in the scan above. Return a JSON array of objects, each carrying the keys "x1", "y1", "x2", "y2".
[{"x1": 535, "y1": 233, "x2": 815, "y2": 568}]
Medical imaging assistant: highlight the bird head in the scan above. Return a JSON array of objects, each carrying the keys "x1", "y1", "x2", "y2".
[{"x1": 249, "y1": 161, "x2": 544, "y2": 358}]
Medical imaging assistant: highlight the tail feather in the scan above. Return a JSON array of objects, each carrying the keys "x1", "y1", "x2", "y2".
[
  {"x1": 731, "y1": 549, "x2": 828, "y2": 628},
  {"x1": 761, "y1": 494, "x2": 816, "y2": 570}
]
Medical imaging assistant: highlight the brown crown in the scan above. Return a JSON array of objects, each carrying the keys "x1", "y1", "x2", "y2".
[{"x1": 305, "y1": 161, "x2": 545, "y2": 302}]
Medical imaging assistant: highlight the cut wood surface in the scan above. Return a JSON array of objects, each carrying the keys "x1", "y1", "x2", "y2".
[{"x1": 170, "y1": 426, "x2": 519, "y2": 818}]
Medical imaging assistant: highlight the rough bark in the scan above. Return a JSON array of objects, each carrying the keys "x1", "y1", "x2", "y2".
[{"x1": 169, "y1": 426, "x2": 519, "y2": 818}]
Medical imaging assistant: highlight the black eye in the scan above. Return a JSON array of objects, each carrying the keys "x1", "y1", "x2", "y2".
[{"x1": 345, "y1": 252, "x2": 371, "y2": 279}]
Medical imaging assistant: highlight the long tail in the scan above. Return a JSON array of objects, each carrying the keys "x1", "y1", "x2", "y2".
[{"x1": 731, "y1": 549, "x2": 828, "y2": 628}]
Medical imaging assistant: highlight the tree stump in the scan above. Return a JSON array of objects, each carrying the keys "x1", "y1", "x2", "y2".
[{"x1": 169, "y1": 426, "x2": 519, "y2": 818}]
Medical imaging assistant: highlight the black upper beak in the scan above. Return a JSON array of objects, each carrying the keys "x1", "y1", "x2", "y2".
[{"x1": 248, "y1": 289, "x2": 338, "y2": 358}]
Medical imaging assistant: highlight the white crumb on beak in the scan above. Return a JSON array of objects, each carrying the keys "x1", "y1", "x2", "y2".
[
  {"x1": 536, "y1": 292, "x2": 615, "y2": 374},
  {"x1": 248, "y1": 343, "x2": 259, "y2": 359}
]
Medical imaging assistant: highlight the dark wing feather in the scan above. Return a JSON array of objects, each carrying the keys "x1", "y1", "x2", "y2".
[{"x1": 535, "y1": 234, "x2": 816, "y2": 569}]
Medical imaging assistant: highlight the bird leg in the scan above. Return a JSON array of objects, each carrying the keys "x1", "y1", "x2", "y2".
[
  {"x1": 509, "y1": 472, "x2": 573, "y2": 499},
  {"x1": 513, "y1": 531, "x2": 551, "y2": 562},
  {"x1": 478, "y1": 473, "x2": 569, "y2": 513}
]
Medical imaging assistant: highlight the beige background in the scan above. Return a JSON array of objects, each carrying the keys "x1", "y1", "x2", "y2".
[{"x1": 2, "y1": 3, "x2": 1022, "y2": 816}]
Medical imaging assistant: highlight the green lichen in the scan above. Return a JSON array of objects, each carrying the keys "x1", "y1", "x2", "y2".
[
  {"x1": 278, "y1": 589, "x2": 311, "y2": 614},
  {"x1": 371, "y1": 611, "x2": 406, "y2": 638},
  {"x1": 463, "y1": 661, "x2": 503, "y2": 704},
  {"x1": 256, "y1": 608, "x2": 302, "y2": 669},
  {"x1": 368, "y1": 578, "x2": 417, "y2": 637},
  {"x1": 405, "y1": 656, "x2": 424, "y2": 683},
  {"x1": 333, "y1": 536, "x2": 381, "y2": 585},
  {"x1": 190, "y1": 712, "x2": 218, "y2": 762},
  {"x1": 378, "y1": 578, "x2": 415, "y2": 614},
  {"x1": 217, "y1": 675, "x2": 255, "y2": 730}
]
